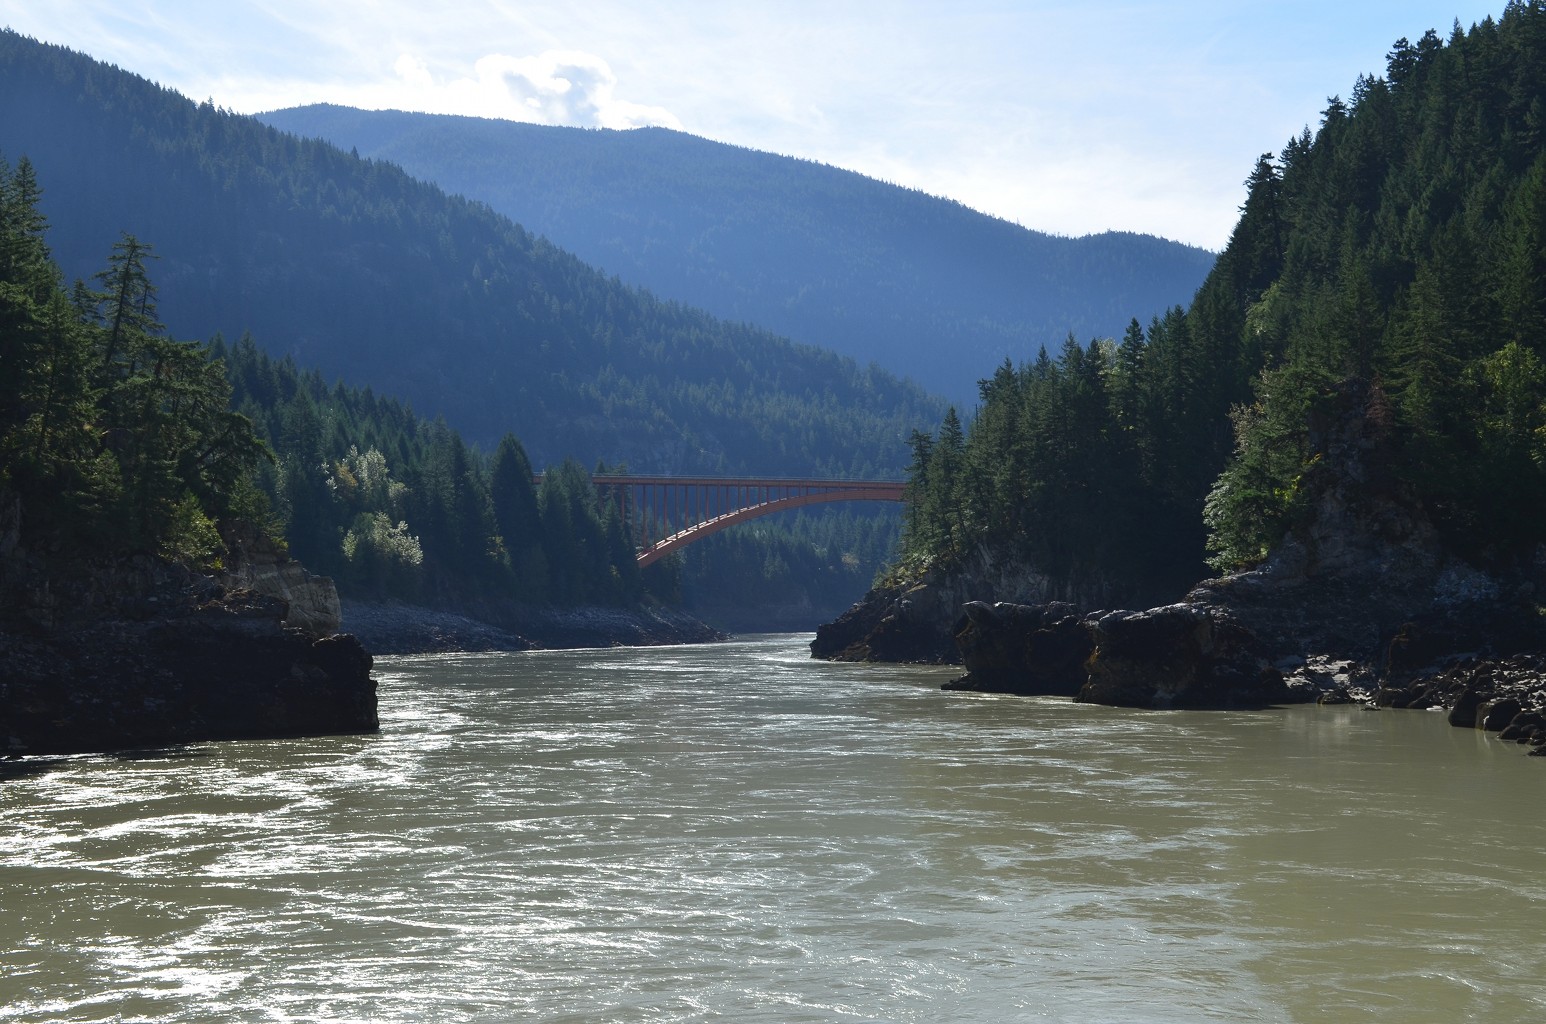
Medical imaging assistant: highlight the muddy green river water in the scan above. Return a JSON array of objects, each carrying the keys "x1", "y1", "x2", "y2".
[{"x1": 2, "y1": 634, "x2": 1543, "y2": 1022}]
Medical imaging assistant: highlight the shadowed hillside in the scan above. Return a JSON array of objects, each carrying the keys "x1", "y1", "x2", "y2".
[
  {"x1": 0, "y1": 30, "x2": 943, "y2": 478},
  {"x1": 261, "y1": 105, "x2": 1216, "y2": 405}
]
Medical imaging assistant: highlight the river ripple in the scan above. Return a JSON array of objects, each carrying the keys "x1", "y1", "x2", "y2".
[{"x1": 2, "y1": 634, "x2": 1544, "y2": 1022}]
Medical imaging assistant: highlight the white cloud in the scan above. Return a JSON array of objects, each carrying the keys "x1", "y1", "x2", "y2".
[
  {"x1": 386, "y1": 48, "x2": 682, "y2": 130},
  {"x1": 392, "y1": 53, "x2": 434, "y2": 90}
]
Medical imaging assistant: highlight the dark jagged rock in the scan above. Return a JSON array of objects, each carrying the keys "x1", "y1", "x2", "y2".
[
  {"x1": 944, "y1": 601, "x2": 1092, "y2": 695},
  {"x1": 1402, "y1": 655, "x2": 1546, "y2": 740},
  {"x1": 1076, "y1": 603, "x2": 1289, "y2": 709},
  {"x1": 1499, "y1": 710, "x2": 1546, "y2": 743},
  {"x1": 811, "y1": 571, "x2": 965, "y2": 664},
  {"x1": 1, "y1": 615, "x2": 376, "y2": 755},
  {"x1": 1285, "y1": 656, "x2": 1376, "y2": 704},
  {"x1": 1, "y1": 520, "x2": 377, "y2": 756}
]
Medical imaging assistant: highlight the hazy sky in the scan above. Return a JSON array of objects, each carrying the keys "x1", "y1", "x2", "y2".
[{"x1": 0, "y1": 1, "x2": 1508, "y2": 249}]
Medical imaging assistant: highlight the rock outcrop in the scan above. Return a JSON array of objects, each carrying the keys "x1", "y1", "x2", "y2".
[
  {"x1": 218, "y1": 520, "x2": 341, "y2": 635},
  {"x1": 942, "y1": 599, "x2": 1290, "y2": 708},
  {"x1": 1187, "y1": 380, "x2": 1546, "y2": 669},
  {"x1": 0, "y1": 524, "x2": 377, "y2": 756}
]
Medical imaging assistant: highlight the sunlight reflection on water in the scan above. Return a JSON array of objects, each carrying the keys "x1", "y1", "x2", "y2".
[{"x1": 2, "y1": 634, "x2": 1544, "y2": 1023}]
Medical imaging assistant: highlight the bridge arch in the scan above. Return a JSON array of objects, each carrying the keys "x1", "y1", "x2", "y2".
[
  {"x1": 630, "y1": 482, "x2": 905, "y2": 566},
  {"x1": 536, "y1": 475, "x2": 907, "y2": 566}
]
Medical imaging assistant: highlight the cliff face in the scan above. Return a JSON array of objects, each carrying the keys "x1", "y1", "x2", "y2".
[{"x1": 0, "y1": 516, "x2": 377, "y2": 756}]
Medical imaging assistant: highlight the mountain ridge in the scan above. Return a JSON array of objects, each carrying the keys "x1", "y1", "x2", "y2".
[
  {"x1": 259, "y1": 104, "x2": 1217, "y2": 405},
  {"x1": 0, "y1": 29, "x2": 942, "y2": 478}
]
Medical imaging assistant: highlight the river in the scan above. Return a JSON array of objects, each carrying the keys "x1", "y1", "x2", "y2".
[{"x1": 2, "y1": 634, "x2": 1544, "y2": 1022}]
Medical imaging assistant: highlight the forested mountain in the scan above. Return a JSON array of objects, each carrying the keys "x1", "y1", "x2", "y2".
[
  {"x1": 0, "y1": 30, "x2": 942, "y2": 479},
  {"x1": 900, "y1": 4, "x2": 1546, "y2": 604},
  {"x1": 258, "y1": 105, "x2": 1216, "y2": 406}
]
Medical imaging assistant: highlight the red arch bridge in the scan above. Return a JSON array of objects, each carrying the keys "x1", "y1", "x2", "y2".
[{"x1": 536, "y1": 475, "x2": 907, "y2": 567}]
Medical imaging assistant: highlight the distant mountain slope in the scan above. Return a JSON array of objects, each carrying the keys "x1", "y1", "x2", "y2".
[
  {"x1": 259, "y1": 105, "x2": 1217, "y2": 404},
  {"x1": 0, "y1": 30, "x2": 942, "y2": 476}
]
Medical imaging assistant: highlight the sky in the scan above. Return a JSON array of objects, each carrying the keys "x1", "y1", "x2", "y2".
[{"x1": 0, "y1": 1, "x2": 1511, "y2": 250}]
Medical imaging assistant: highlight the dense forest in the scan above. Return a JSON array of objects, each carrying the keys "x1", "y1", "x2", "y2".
[
  {"x1": 260, "y1": 105, "x2": 1216, "y2": 406},
  {"x1": 901, "y1": 3, "x2": 1546, "y2": 603},
  {"x1": 0, "y1": 29, "x2": 941, "y2": 479},
  {"x1": 219, "y1": 335, "x2": 662, "y2": 607}
]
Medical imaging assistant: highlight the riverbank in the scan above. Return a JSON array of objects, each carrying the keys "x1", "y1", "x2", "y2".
[
  {"x1": 340, "y1": 598, "x2": 726, "y2": 654},
  {"x1": 930, "y1": 596, "x2": 1546, "y2": 755},
  {"x1": 814, "y1": 383, "x2": 1546, "y2": 755}
]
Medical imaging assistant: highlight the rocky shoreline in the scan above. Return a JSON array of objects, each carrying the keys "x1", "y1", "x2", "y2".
[
  {"x1": 816, "y1": 548, "x2": 1546, "y2": 757},
  {"x1": 816, "y1": 569, "x2": 1546, "y2": 757},
  {"x1": 931, "y1": 595, "x2": 1546, "y2": 755},
  {"x1": 814, "y1": 392, "x2": 1546, "y2": 757}
]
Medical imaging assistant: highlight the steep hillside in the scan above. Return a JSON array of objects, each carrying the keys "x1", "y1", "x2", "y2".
[
  {"x1": 259, "y1": 105, "x2": 1216, "y2": 405},
  {"x1": 837, "y1": 6, "x2": 1546, "y2": 676},
  {"x1": 0, "y1": 30, "x2": 942, "y2": 477}
]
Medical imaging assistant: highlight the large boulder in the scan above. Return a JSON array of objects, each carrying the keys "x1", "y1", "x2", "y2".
[
  {"x1": 1077, "y1": 603, "x2": 1288, "y2": 709},
  {"x1": 944, "y1": 601, "x2": 1093, "y2": 695}
]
